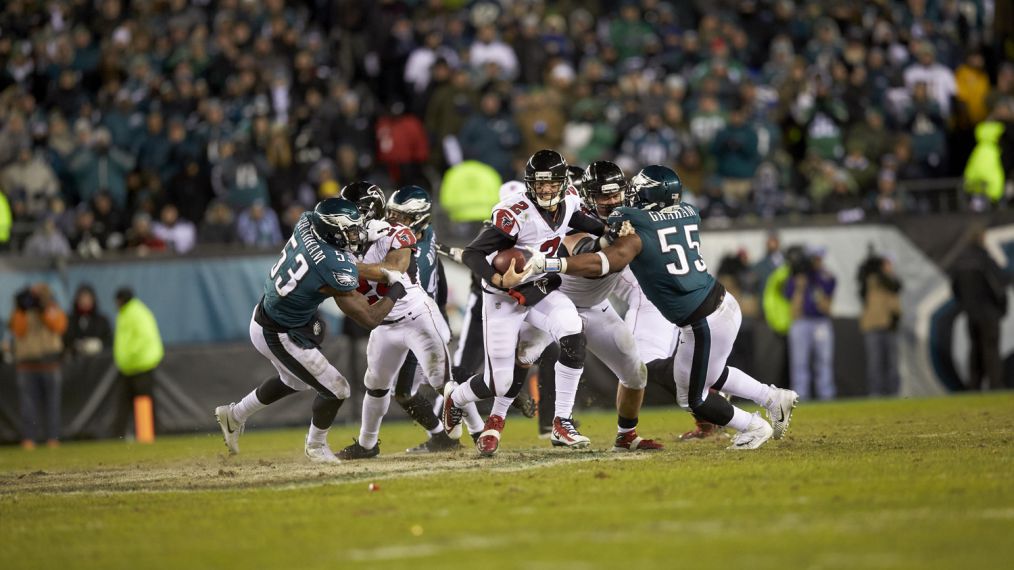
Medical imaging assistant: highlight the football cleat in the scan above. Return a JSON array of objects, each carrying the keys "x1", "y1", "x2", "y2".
[
  {"x1": 215, "y1": 403, "x2": 244, "y2": 455},
  {"x1": 612, "y1": 430, "x2": 664, "y2": 452},
  {"x1": 442, "y1": 382, "x2": 464, "y2": 437},
  {"x1": 679, "y1": 419, "x2": 722, "y2": 441},
  {"x1": 550, "y1": 417, "x2": 590, "y2": 448},
  {"x1": 337, "y1": 439, "x2": 380, "y2": 460},
  {"x1": 511, "y1": 392, "x2": 537, "y2": 419},
  {"x1": 304, "y1": 438, "x2": 341, "y2": 464},
  {"x1": 728, "y1": 413, "x2": 774, "y2": 450},
  {"x1": 763, "y1": 386, "x2": 799, "y2": 440},
  {"x1": 476, "y1": 415, "x2": 505, "y2": 457},
  {"x1": 406, "y1": 431, "x2": 461, "y2": 454}
]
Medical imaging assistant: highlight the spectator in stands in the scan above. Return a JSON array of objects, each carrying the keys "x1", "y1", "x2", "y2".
[
  {"x1": 515, "y1": 90, "x2": 565, "y2": 160},
  {"x1": 459, "y1": 92, "x2": 521, "y2": 181},
  {"x1": 10, "y1": 283, "x2": 67, "y2": 449},
  {"x1": 869, "y1": 169, "x2": 911, "y2": 218},
  {"x1": 712, "y1": 105, "x2": 761, "y2": 208},
  {"x1": 152, "y1": 203, "x2": 196, "y2": 254},
  {"x1": 375, "y1": 101, "x2": 429, "y2": 186},
  {"x1": 124, "y1": 212, "x2": 166, "y2": 255},
  {"x1": 136, "y1": 109, "x2": 172, "y2": 184},
  {"x1": 211, "y1": 139, "x2": 270, "y2": 212},
  {"x1": 23, "y1": 216, "x2": 71, "y2": 258},
  {"x1": 236, "y1": 199, "x2": 283, "y2": 248},
  {"x1": 64, "y1": 284, "x2": 112, "y2": 358},
  {"x1": 89, "y1": 191, "x2": 125, "y2": 251},
  {"x1": 113, "y1": 288, "x2": 164, "y2": 438},
  {"x1": 69, "y1": 207, "x2": 103, "y2": 258},
  {"x1": 793, "y1": 79, "x2": 849, "y2": 161},
  {"x1": 904, "y1": 42, "x2": 957, "y2": 120},
  {"x1": 68, "y1": 127, "x2": 134, "y2": 209},
  {"x1": 785, "y1": 246, "x2": 837, "y2": 400},
  {"x1": 950, "y1": 228, "x2": 1010, "y2": 390},
  {"x1": 167, "y1": 159, "x2": 212, "y2": 225},
  {"x1": 424, "y1": 67, "x2": 476, "y2": 170},
  {"x1": 469, "y1": 25, "x2": 518, "y2": 82},
  {"x1": 902, "y1": 82, "x2": 948, "y2": 176},
  {"x1": 622, "y1": 112, "x2": 682, "y2": 170},
  {"x1": 199, "y1": 200, "x2": 237, "y2": 245},
  {"x1": 0, "y1": 144, "x2": 60, "y2": 220}
]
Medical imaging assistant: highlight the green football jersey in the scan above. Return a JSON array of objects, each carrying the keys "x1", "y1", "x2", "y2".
[
  {"x1": 414, "y1": 226, "x2": 439, "y2": 300},
  {"x1": 261, "y1": 212, "x2": 359, "y2": 328},
  {"x1": 608, "y1": 204, "x2": 716, "y2": 325}
]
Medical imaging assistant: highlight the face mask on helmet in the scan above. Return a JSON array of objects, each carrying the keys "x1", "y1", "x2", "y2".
[
  {"x1": 588, "y1": 184, "x2": 626, "y2": 219},
  {"x1": 312, "y1": 199, "x2": 366, "y2": 252},
  {"x1": 526, "y1": 174, "x2": 567, "y2": 208}
]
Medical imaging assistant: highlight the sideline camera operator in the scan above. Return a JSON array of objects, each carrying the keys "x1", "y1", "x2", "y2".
[
  {"x1": 9, "y1": 283, "x2": 67, "y2": 449},
  {"x1": 784, "y1": 246, "x2": 837, "y2": 401}
]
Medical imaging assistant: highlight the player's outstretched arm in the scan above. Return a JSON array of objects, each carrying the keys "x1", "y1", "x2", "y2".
[
  {"x1": 358, "y1": 248, "x2": 411, "y2": 282},
  {"x1": 527, "y1": 234, "x2": 642, "y2": 278},
  {"x1": 331, "y1": 286, "x2": 406, "y2": 330}
]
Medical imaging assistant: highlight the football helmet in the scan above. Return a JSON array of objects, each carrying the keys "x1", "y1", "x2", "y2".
[
  {"x1": 339, "y1": 181, "x2": 386, "y2": 222},
  {"x1": 386, "y1": 185, "x2": 432, "y2": 232},
  {"x1": 567, "y1": 165, "x2": 585, "y2": 197},
  {"x1": 311, "y1": 198, "x2": 366, "y2": 251},
  {"x1": 627, "y1": 165, "x2": 683, "y2": 210},
  {"x1": 523, "y1": 149, "x2": 569, "y2": 209},
  {"x1": 580, "y1": 161, "x2": 628, "y2": 219}
]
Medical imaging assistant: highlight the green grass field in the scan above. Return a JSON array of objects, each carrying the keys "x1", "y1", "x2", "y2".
[{"x1": 2, "y1": 393, "x2": 1013, "y2": 569}]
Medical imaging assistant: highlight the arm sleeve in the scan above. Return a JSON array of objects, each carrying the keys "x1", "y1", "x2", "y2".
[
  {"x1": 436, "y1": 259, "x2": 448, "y2": 310},
  {"x1": 568, "y1": 210, "x2": 606, "y2": 236},
  {"x1": 462, "y1": 225, "x2": 517, "y2": 285}
]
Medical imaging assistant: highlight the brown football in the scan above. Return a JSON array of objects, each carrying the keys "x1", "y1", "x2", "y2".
[{"x1": 492, "y1": 247, "x2": 527, "y2": 274}]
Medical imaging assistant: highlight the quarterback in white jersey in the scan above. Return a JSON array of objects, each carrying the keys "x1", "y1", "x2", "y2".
[
  {"x1": 512, "y1": 161, "x2": 664, "y2": 451},
  {"x1": 336, "y1": 182, "x2": 482, "y2": 460},
  {"x1": 444, "y1": 149, "x2": 607, "y2": 456}
]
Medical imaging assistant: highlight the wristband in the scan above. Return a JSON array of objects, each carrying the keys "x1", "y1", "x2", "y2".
[
  {"x1": 383, "y1": 281, "x2": 407, "y2": 302},
  {"x1": 544, "y1": 257, "x2": 567, "y2": 273},
  {"x1": 596, "y1": 251, "x2": 610, "y2": 276}
]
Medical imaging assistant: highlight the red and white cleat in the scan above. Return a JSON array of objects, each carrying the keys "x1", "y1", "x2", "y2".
[
  {"x1": 442, "y1": 382, "x2": 463, "y2": 437},
  {"x1": 550, "y1": 417, "x2": 591, "y2": 448},
  {"x1": 679, "y1": 419, "x2": 722, "y2": 441},
  {"x1": 612, "y1": 430, "x2": 664, "y2": 452},
  {"x1": 476, "y1": 415, "x2": 505, "y2": 457}
]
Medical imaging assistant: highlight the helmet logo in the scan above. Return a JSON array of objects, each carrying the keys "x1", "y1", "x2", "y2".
[
  {"x1": 535, "y1": 171, "x2": 553, "y2": 180},
  {"x1": 632, "y1": 172, "x2": 660, "y2": 188}
]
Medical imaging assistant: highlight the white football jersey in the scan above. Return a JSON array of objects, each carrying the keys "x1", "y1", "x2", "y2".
[
  {"x1": 484, "y1": 188, "x2": 583, "y2": 290},
  {"x1": 356, "y1": 222, "x2": 427, "y2": 319},
  {"x1": 560, "y1": 271, "x2": 622, "y2": 309}
]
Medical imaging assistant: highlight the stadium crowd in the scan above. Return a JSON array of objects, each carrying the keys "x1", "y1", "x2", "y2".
[{"x1": 0, "y1": 0, "x2": 1011, "y2": 258}]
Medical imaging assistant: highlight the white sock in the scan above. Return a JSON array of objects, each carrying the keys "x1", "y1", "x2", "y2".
[
  {"x1": 427, "y1": 421, "x2": 444, "y2": 435},
  {"x1": 432, "y1": 394, "x2": 443, "y2": 417},
  {"x1": 462, "y1": 402, "x2": 484, "y2": 434},
  {"x1": 491, "y1": 396, "x2": 512, "y2": 418},
  {"x1": 232, "y1": 390, "x2": 265, "y2": 423},
  {"x1": 617, "y1": 425, "x2": 636, "y2": 434},
  {"x1": 721, "y1": 367, "x2": 772, "y2": 406},
  {"x1": 358, "y1": 392, "x2": 391, "y2": 449},
  {"x1": 307, "y1": 424, "x2": 328, "y2": 446},
  {"x1": 554, "y1": 363, "x2": 582, "y2": 418},
  {"x1": 727, "y1": 407, "x2": 755, "y2": 431},
  {"x1": 451, "y1": 381, "x2": 480, "y2": 407}
]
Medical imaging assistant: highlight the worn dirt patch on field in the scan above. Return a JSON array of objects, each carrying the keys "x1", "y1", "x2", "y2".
[{"x1": 0, "y1": 447, "x2": 646, "y2": 495}]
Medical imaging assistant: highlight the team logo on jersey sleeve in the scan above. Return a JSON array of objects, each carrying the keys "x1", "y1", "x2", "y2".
[
  {"x1": 333, "y1": 271, "x2": 358, "y2": 288},
  {"x1": 492, "y1": 209, "x2": 519, "y2": 235},
  {"x1": 394, "y1": 228, "x2": 416, "y2": 248}
]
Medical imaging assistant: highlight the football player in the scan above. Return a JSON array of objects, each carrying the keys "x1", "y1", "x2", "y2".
[
  {"x1": 499, "y1": 161, "x2": 664, "y2": 451},
  {"x1": 611, "y1": 271, "x2": 724, "y2": 441},
  {"x1": 337, "y1": 182, "x2": 483, "y2": 460},
  {"x1": 214, "y1": 198, "x2": 407, "y2": 464},
  {"x1": 385, "y1": 185, "x2": 464, "y2": 454},
  {"x1": 443, "y1": 149, "x2": 608, "y2": 455},
  {"x1": 526, "y1": 165, "x2": 799, "y2": 450}
]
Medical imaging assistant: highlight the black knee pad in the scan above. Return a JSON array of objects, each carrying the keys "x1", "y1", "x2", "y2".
[
  {"x1": 367, "y1": 388, "x2": 390, "y2": 398},
  {"x1": 689, "y1": 392, "x2": 734, "y2": 426},
  {"x1": 557, "y1": 333, "x2": 587, "y2": 369}
]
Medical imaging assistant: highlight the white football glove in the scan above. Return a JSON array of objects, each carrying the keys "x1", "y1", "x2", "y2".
[
  {"x1": 379, "y1": 267, "x2": 409, "y2": 286},
  {"x1": 523, "y1": 247, "x2": 565, "y2": 274},
  {"x1": 365, "y1": 220, "x2": 392, "y2": 243},
  {"x1": 617, "y1": 220, "x2": 635, "y2": 238}
]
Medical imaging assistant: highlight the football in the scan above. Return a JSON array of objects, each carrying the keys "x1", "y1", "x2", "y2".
[{"x1": 492, "y1": 247, "x2": 528, "y2": 274}]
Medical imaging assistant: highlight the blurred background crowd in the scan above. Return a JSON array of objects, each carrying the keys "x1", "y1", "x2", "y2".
[{"x1": 0, "y1": 0, "x2": 1012, "y2": 259}]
